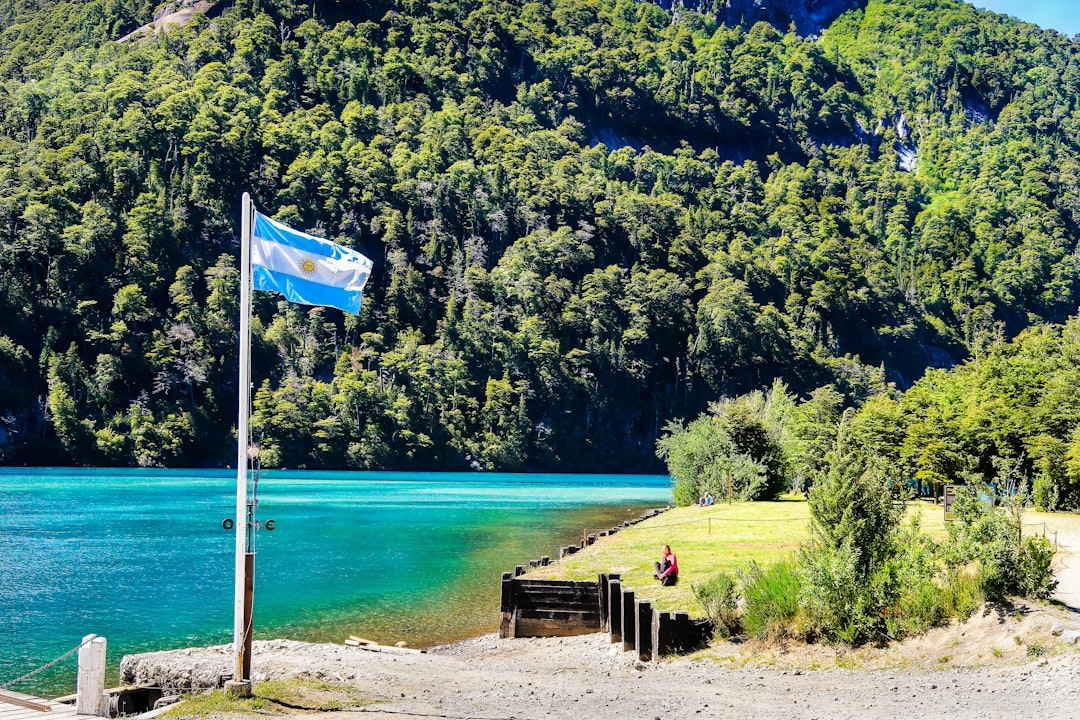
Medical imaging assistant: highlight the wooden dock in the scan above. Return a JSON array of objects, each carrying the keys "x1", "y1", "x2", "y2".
[{"x1": 0, "y1": 690, "x2": 78, "y2": 720}]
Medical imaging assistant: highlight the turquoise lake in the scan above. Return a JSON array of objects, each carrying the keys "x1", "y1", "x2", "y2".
[{"x1": 0, "y1": 469, "x2": 671, "y2": 697}]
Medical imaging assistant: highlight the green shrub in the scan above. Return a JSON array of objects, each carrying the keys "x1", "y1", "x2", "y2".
[
  {"x1": 946, "y1": 481, "x2": 1057, "y2": 601},
  {"x1": 799, "y1": 537, "x2": 895, "y2": 644},
  {"x1": 798, "y1": 455, "x2": 904, "y2": 644},
  {"x1": 656, "y1": 390, "x2": 790, "y2": 504},
  {"x1": 738, "y1": 559, "x2": 802, "y2": 641},
  {"x1": 1013, "y1": 535, "x2": 1057, "y2": 599},
  {"x1": 1032, "y1": 472, "x2": 1059, "y2": 512},
  {"x1": 693, "y1": 570, "x2": 741, "y2": 638},
  {"x1": 877, "y1": 518, "x2": 980, "y2": 640}
]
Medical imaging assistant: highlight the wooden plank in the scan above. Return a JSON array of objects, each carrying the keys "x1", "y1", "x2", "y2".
[
  {"x1": 511, "y1": 586, "x2": 599, "y2": 596},
  {"x1": 349, "y1": 642, "x2": 424, "y2": 655},
  {"x1": 0, "y1": 692, "x2": 50, "y2": 713},
  {"x1": 513, "y1": 616, "x2": 598, "y2": 637},
  {"x1": 347, "y1": 635, "x2": 376, "y2": 645},
  {"x1": 513, "y1": 609, "x2": 598, "y2": 622},
  {"x1": 513, "y1": 597, "x2": 599, "y2": 609},
  {"x1": 513, "y1": 579, "x2": 594, "y2": 588}
]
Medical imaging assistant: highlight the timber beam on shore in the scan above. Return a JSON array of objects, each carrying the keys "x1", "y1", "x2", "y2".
[{"x1": 342, "y1": 636, "x2": 424, "y2": 654}]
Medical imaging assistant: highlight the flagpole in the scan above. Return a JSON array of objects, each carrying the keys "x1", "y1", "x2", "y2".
[{"x1": 229, "y1": 192, "x2": 254, "y2": 696}]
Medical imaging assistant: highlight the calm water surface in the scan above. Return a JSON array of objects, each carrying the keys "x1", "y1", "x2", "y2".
[{"x1": 0, "y1": 469, "x2": 670, "y2": 697}]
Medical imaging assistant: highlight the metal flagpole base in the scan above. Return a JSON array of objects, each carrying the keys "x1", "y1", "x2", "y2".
[{"x1": 224, "y1": 680, "x2": 252, "y2": 697}]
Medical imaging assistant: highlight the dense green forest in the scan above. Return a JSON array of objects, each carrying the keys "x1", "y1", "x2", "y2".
[
  {"x1": 660, "y1": 313, "x2": 1080, "y2": 510},
  {"x1": 0, "y1": 0, "x2": 1078, "y2": 472}
]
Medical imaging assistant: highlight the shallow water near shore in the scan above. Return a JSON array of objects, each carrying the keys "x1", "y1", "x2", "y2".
[{"x1": 0, "y1": 468, "x2": 669, "y2": 697}]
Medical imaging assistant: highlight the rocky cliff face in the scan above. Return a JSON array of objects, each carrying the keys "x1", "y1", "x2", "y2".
[{"x1": 659, "y1": 0, "x2": 867, "y2": 36}]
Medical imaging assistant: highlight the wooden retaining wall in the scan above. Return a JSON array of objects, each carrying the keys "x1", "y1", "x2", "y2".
[
  {"x1": 497, "y1": 506, "x2": 714, "y2": 659},
  {"x1": 501, "y1": 576, "x2": 601, "y2": 637}
]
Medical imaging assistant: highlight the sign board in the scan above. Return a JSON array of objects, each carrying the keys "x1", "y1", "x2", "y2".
[{"x1": 944, "y1": 484, "x2": 958, "y2": 521}]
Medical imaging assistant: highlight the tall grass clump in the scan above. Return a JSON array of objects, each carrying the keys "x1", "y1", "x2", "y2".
[
  {"x1": 738, "y1": 559, "x2": 802, "y2": 641},
  {"x1": 693, "y1": 569, "x2": 740, "y2": 638}
]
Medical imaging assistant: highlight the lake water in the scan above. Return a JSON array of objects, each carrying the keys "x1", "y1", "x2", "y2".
[{"x1": 0, "y1": 469, "x2": 670, "y2": 697}]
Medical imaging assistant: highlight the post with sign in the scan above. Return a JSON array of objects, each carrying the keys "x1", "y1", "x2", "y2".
[{"x1": 943, "y1": 484, "x2": 958, "y2": 522}]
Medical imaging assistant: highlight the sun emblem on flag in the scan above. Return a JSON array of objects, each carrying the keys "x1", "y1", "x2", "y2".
[{"x1": 297, "y1": 256, "x2": 320, "y2": 278}]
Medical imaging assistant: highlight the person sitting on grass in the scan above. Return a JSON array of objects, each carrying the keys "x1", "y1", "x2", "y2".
[{"x1": 654, "y1": 544, "x2": 678, "y2": 586}]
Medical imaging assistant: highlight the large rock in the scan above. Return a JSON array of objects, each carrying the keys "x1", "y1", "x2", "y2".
[
  {"x1": 656, "y1": 0, "x2": 867, "y2": 36},
  {"x1": 120, "y1": 644, "x2": 234, "y2": 690}
]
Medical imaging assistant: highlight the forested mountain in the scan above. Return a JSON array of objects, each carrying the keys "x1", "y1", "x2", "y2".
[{"x1": 0, "y1": 0, "x2": 1077, "y2": 471}]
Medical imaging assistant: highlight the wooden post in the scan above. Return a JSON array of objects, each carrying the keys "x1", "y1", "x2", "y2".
[
  {"x1": 635, "y1": 599, "x2": 652, "y2": 662},
  {"x1": 608, "y1": 579, "x2": 622, "y2": 643},
  {"x1": 621, "y1": 588, "x2": 636, "y2": 652},
  {"x1": 76, "y1": 634, "x2": 107, "y2": 716},
  {"x1": 651, "y1": 610, "x2": 670, "y2": 660},
  {"x1": 242, "y1": 553, "x2": 254, "y2": 681},
  {"x1": 499, "y1": 572, "x2": 514, "y2": 638},
  {"x1": 598, "y1": 573, "x2": 609, "y2": 632},
  {"x1": 515, "y1": 564, "x2": 526, "y2": 577}
]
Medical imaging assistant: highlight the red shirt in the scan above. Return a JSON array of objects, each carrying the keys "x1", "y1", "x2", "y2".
[{"x1": 660, "y1": 552, "x2": 678, "y2": 577}]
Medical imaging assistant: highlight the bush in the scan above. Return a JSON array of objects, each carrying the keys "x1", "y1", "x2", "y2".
[
  {"x1": 693, "y1": 570, "x2": 740, "y2": 638},
  {"x1": 1032, "y1": 472, "x2": 1060, "y2": 512},
  {"x1": 946, "y1": 480, "x2": 1057, "y2": 601},
  {"x1": 656, "y1": 391, "x2": 790, "y2": 505},
  {"x1": 798, "y1": 454, "x2": 904, "y2": 644},
  {"x1": 739, "y1": 559, "x2": 802, "y2": 641},
  {"x1": 1012, "y1": 535, "x2": 1057, "y2": 600}
]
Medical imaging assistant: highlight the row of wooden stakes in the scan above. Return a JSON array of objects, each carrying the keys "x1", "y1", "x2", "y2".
[{"x1": 557, "y1": 507, "x2": 670, "y2": 560}]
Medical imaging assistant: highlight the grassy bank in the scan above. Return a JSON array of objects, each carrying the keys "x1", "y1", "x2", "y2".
[
  {"x1": 526, "y1": 496, "x2": 1079, "y2": 616},
  {"x1": 526, "y1": 495, "x2": 810, "y2": 613}
]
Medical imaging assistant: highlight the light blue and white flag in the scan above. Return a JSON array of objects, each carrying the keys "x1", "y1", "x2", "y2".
[{"x1": 251, "y1": 211, "x2": 373, "y2": 314}]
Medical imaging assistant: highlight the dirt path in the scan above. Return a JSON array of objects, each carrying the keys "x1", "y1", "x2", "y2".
[{"x1": 1053, "y1": 530, "x2": 1080, "y2": 610}]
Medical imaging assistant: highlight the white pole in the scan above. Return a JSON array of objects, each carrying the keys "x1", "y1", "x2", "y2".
[
  {"x1": 233, "y1": 192, "x2": 253, "y2": 685},
  {"x1": 75, "y1": 634, "x2": 106, "y2": 716}
]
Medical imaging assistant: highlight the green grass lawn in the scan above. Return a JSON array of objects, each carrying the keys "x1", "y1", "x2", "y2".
[
  {"x1": 526, "y1": 495, "x2": 811, "y2": 613},
  {"x1": 526, "y1": 495, "x2": 1080, "y2": 616}
]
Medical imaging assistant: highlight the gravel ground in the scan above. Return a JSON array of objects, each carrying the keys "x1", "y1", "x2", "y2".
[
  {"x1": 124, "y1": 531, "x2": 1080, "y2": 720},
  {"x1": 125, "y1": 625, "x2": 1080, "y2": 720}
]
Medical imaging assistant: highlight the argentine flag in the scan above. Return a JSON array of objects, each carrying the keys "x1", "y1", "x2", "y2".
[{"x1": 251, "y1": 212, "x2": 373, "y2": 314}]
